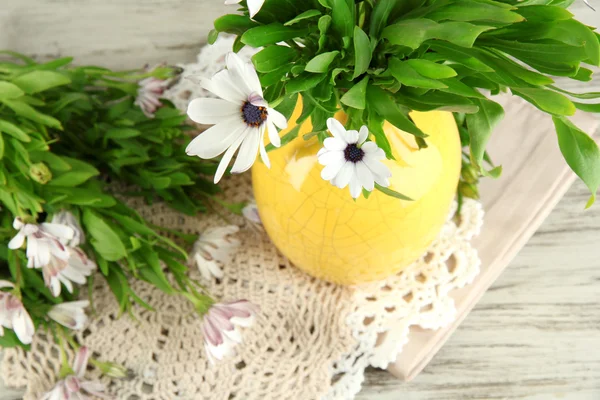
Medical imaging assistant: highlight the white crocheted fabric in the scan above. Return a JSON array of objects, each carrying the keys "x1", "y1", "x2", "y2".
[{"x1": 0, "y1": 38, "x2": 484, "y2": 400}]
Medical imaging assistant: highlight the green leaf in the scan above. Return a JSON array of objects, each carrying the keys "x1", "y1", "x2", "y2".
[
  {"x1": 0, "y1": 133, "x2": 4, "y2": 160},
  {"x1": 48, "y1": 158, "x2": 100, "y2": 187},
  {"x1": 1, "y1": 99, "x2": 62, "y2": 129},
  {"x1": 11, "y1": 71, "x2": 71, "y2": 94},
  {"x1": 241, "y1": 23, "x2": 308, "y2": 47},
  {"x1": 573, "y1": 102, "x2": 600, "y2": 113},
  {"x1": 481, "y1": 38, "x2": 588, "y2": 65},
  {"x1": 285, "y1": 73, "x2": 326, "y2": 94},
  {"x1": 429, "y1": 42, "x2": 495, "y2": 72},
  {"x1": 553, "y1": 117, "x2": 600, "y2": 208},
  {"x1": 104, "y1": 128, "x2": 141, "y2": 141},
  {"x1": 353, "y1": 26, "x2": 372, "y2": 79},
  {"x1": 548, "y1": 87, "x2": 600, "y2": 100},
  {"x1": 426, "y1": 1, "x2": 525, "y2": 24},
  {"x1": 515, "y1": 5, "x2": 573, "y2": 22},
  {"x1": 0, "y1": 82, "x2": 25, "y2": 100},
  {"x1": 366, "y1": 85, "x2": 427, "y2": 138},
  {"x1": 82, "y1": 209, "x2": 127, "y2": 261},
  {"x1": 253, "y1": 46, "x2": 297, "y2": 73},
  {"x1": 340, "y1": 76, "x2": 369, "y2": 110},
  {"x1": 208, "y1": 29, "x2": 219, "y2": 45},
  {"x1": 388, "y1": 58, "x2": 447, "y2": 89},
  {"x1": 330, "y1": 0, "x2": 354, "y2": 37},
  {"x1": 375, "y1": 183, "x2": 413, "y2": 201},
  {"x1": 512, "y1": 87, "x2": 576, "y2": 116},
  {"x1": 0, "y1": 120, "x2": 31, "y2": 142},
  {"x1": 214, "y1": 14, "x2": 258, "y2": 35},
  {"x1": 466, "y1": 98, "x2": 505, "y2": 167},
  {"x1": 305, "y1": 51, "x2": 339, "y2": 73},
  {"x1": 406, "y1": 59, "x2": 457, "y2": 79},
  {"x1": 369, "y1": 0, "x2": 396, "y2": 38},
  {"x1": 284, "y1": 9, "x2": 321, "y2": 26},
  {"x1": 382, "y1": 19, "x2": 494, "y2": 49}
]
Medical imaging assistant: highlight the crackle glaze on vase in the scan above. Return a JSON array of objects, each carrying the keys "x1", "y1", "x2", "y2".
[{"x1": 252, "y1": 101, "x2": 461, "y2": 285}]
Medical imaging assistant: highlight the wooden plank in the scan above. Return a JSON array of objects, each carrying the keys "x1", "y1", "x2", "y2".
[{"x1": 387, "y1": 95, "x2": 600, "y2": 381}]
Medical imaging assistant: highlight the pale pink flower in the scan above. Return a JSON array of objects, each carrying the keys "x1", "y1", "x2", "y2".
[
  {"x1": 41, "y1": 347, "x2": 109, "y2": 400},
  {"x1": 48, "y1": 301, "x2": 90, "y2": 330},
  {"x1": 242, "y1": 201, "x2": 263, "y2": 232},
  {"x1": 0, "y1": 280, "x2": 35, "y2": 345},
  {"x1": 52, "y1": 210, "x2": 85, "y2": 247},
  {"x1": 190, "y1": 226, "x2": 240, "y2": 280},
  {"x1": 135, "y1": 75, "x2": 169, "y2": 118},
  {"x1": 202, "y1": 300, "x2": 259, "y2": 364},
  {"x1": 8, "y1": 217, "x2": 74, "y2": 269},
  {"x1": 42, "y1": 248, "x2": 96, "y2": 297}
]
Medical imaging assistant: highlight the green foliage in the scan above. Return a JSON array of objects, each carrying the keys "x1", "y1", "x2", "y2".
[
  {"x1": 0, "y1": 55, "x2": 215, "y2": 337},
  {"x1": 212, "y1": 0, "x2": 600, "y2": 205}
]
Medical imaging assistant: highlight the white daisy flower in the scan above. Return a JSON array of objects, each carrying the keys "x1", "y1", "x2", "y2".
[
  {"x1": 224, "y1": 0, "x2": 266, "y2": 18},
  {"x1": 48, "y1": 301, "x2": 90, "y2": 330},
  {"x1": 202, "y1": 300, "x2": 259, "y2": 364},
  {"x1": 185, "y1": 52, "x2": 288, "y2": 184},
  {"x1": 52, "y1": 210, "x2": 85, "y2": 247},
  {"x1": 0, "y1": 281, "x2": 35, "y2": 345},
  {"x1": 318, "y1": 119, "x2": 392, "y2": 199},
  {"x1": 189, "y1": 226, "x2": 240, "y2": 280},
  {"x1": 42, "y1": 247, "x2": 96, "y2": 297},
  {"x1": 41, "y1": 347, "x2": 108, "y2": 400},
  {"x1": 8, "y1": 217, "x2": 74, "y2": 269}
]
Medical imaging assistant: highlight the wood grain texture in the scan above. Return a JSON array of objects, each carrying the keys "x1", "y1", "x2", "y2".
[{"x1": 1, "y1": 2, "x2": 600, "y2": 400}]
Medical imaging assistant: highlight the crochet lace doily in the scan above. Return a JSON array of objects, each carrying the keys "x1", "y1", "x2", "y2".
[{"x1": 0, "y1": 38, "x2": 484, "y2": 400}]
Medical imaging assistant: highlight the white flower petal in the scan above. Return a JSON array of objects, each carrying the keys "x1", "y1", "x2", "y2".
[
  {"x1": 198, "y1": 71, "x2": 246, "y2": 104},
  {"x1": 73, "y1": 347, "x2": 90, "y2": 378},
  {"x1": 247, "y1": 0, "x2": 266, "y2": 17},
  {"x1": 363, "y1": 154, "x2": 392, "y2": 180},
  {"x1": 226, "y1": 52, "x2": 255, "y2": 96},
  {"x1": 333, "y1": 162, "x2": 354, "y2": 189},
  {"x1": 266, "y1": 120, "x2": 280, "y2": 148},
  {"x1": 231, "y1": 129, "x2": 260, "y2": 174},
  {"x1": 326, "y1": 118, "x2": 347, "y2": 142},
  {"x1": 259, "y1": 128, "x2": 271, "y2": 169},
  {"x1": 186, "y1": 117, "x2": 246, "y2": 159},
  {"x1": 318, "y1": 149, "x2": 344, "y2": 166},
  {"x1": 214, "y1": 132, "x2": 247, "y2": 183},
  {"x1": 246, "y1": 64, "x2": 264, "y2": 97},
  {"x1": 358, "y1": 125, "x2": 369, "y2": 145},
  {"x1": 41, "y1": 223, "x2": 75, "y2": 242},
  {"x1": 12, "y1": 308, "x2": 34, "y2": 345},
  {"x1": 349, "y1": 175, "x2": 362, "y2": 199},
  {"x1": 356, "y1": 161, "x2": 375, "y2": 192},
  {"x1": 268, "y1": 108, "x2": 288, "y2": 129},
  {"x1": 7, "y1": 232, "x2": 24, "y2": 250},
  {"x1": 0, "y1": 280, "x2": 14, "y2": 289},
  {"x1": 344, "y1": 129, "x2": 360, "y2": 144},
  {"x1": 322, "y1": 137, "x2": 346, "y2": 151},
  {"x1": 187, "y1": 98, "x2": 239, "y2": 124},
  {"x1": 361, "y1": 141, "x2": 386, "y2": 159}
]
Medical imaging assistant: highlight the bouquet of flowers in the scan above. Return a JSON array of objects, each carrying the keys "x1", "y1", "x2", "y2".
[
  {"x1": 0, "y1": 53, "x2": 257, "y2": 397},
  {"x1": 194, "y1": 0, "x2": 600, "y2": 206}
]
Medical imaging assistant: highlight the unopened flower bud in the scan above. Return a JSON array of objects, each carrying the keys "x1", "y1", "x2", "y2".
[
  {"x1": 29, "y1": 162, "x2": 52, "y2": 184},
  {"x1": 96, "y1": 360, "x2": 129, "y2": 379},
  {"x1": 459, "y1": 181, "x2": 480, "y2": 200},
  {"x1": 461, "y1": 164, "x2": 480, "y2": 184}
]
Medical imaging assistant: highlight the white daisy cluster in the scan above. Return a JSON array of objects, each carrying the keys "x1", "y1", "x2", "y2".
[{"x1": 185, "y1": 52, "x2": 393, "y2": 199}]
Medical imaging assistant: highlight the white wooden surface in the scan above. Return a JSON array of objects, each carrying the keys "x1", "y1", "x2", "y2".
[{"x1": 1, "y1": 2, "x2": 600, "y2": 400}]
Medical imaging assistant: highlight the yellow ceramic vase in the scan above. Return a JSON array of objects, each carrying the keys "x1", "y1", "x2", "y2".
[{"x1": 252, "y1": 102, "x2": 461, "y2": 285}]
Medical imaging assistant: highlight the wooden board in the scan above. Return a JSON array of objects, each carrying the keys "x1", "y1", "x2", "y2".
[{"x1": 388, "y1": 96, "x2": 600, "y2": 381}]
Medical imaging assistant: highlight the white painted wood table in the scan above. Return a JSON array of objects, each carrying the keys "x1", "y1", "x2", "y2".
[{"x1": 1, "y1": 2, "x2": 599, "y2": 399}]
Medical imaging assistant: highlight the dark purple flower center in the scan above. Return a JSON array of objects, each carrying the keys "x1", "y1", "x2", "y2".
[
  {"x1": 344, "y1": 143, "x2": 365, "y2": 163},
  {"x1": 241, "y1": 101, "x2": 268, "y2": 127}
]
